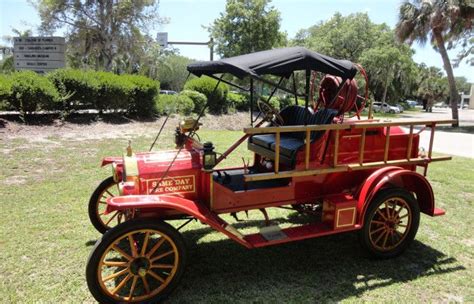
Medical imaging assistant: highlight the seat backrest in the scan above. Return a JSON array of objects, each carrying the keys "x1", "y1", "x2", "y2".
[
  {"x1": 279, "y1": 105, "x2": 310, "y2": 127},
  {"x1": 278, "y1": 106, "x2": 337, "y2": 141}
]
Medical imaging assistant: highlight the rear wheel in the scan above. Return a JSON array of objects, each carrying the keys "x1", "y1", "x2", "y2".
[
  {"x1": 86, "y1": 219, "x2": 186, "y2": 303},
  {"x1": 359, "y1": 188, "x2": 420, "y2": 258},
  {"x1": 89, "y1": 176, "x2": 124, "y2": 234}
]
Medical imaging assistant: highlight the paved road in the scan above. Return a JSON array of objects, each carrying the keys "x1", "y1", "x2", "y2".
[{"x1": 396, "y1": 108, "x2": 473, "y2": 158}]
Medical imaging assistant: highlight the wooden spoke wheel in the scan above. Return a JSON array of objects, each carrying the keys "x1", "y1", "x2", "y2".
[
  {"x1": 89, "y1": 176, "x2": 124, "y2": 234},
  {"x1": 359, "y1": 188, "x2": 420, "y2": 258},
  {"x1": 86, "y1": 220, "x2": 186, "y2": 303}
]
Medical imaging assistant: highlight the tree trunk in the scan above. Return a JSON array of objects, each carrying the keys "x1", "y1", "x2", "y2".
[
  {"x1": 434, "y1": 31, "x2": 459, "y2": 127},
  {"x1": 381, "y1": 66, "x2": 392, "y2": 106}
]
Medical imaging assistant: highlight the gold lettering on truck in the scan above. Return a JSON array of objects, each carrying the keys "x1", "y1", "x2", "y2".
[{"x1": 146, "y1": 175, "x2": 196, "y2": 194}]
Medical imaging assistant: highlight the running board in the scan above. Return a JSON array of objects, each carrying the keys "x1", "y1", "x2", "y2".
[{"x1": 244, "y1": 222, "x2": 361, "y2": 248}]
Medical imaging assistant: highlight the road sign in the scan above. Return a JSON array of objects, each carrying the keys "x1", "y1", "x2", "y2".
[
  {"x1": 157, "y1": 32, "x2": 168, "y2": 48},
  {"x1": 14, "y1": 36, "x2": 65, "y2": 73}
]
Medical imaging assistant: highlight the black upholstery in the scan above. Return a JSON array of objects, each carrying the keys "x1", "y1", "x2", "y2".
[
  {"x1": 271, "y1": 136, "x2": 305, "y2": 158},
  {"x1": 248, "y1": 106, "x2": 338, "y2": 166},
  {"x1": 251, "y1": 134, "x2": 275, "y2": 148}
]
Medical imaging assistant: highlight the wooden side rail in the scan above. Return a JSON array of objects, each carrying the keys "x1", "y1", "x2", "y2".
[{"x1": 243, "y1": 119, "x2": 456, "y2": 182}]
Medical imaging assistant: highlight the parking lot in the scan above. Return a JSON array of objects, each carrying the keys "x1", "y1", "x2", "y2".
[{"x1": 398, "y1": 108, "x2": 473, "y2": 158}]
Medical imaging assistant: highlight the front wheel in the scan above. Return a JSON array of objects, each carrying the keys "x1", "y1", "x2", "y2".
[
  {"x1": 359, "y1": 188, "x2": 420, "y2": 258},
  {"x1": 86, "y1": 219, "x2": 187, "y2": 303},
  {"x1": 89, "y1": 176, "x2": 123, "y2": 234}
]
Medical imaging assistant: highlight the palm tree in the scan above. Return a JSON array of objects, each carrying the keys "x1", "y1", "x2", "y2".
[{"x1": 396, "y1": 0, "x2": 473, "y2": 127}]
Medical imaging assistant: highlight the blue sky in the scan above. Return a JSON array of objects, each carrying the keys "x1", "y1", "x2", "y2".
[{"x1": 1, "y1": 0, "x2": 472, "y2": 81}]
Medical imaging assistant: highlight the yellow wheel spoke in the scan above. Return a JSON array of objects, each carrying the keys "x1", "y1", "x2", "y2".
[
  {"x1": 128, "y1": 235, "x2": 138, "y2": 257},
  {"x1": 148, "y1": 270, "x2": 165, "y2": 283},
  {"x1": 128, "y1": 276, "x2": 138, "y2": 300},
  {"x1": 103, "y1": 260, "x2": 128, "y2": 267},
  {"x1": 105, "y1": 189, "x2": 115, "y2": 197},
  {"x1": 384, "y1": 202, "x2": 390, "y2": 218},
  {"x1": 382, "y1": 230, "x2": 390, "y2": 248},
  {"x1": 105, "y1": 212, "x2": 119, "y2": 226},
  {"x1": 376, "y1": 210, "x2": 388, "y2": 221},
  {"x1": 394, "y1": 204, "x2": 403, "y2": 217},
  {"x1": 142, "y1": 277, "x2": 150, "y2": 294},
  {"x1": 152, "y1": 264, "x2": 174, "y2": 269},
  {"x1": 112, "y1": 245, "x2": 133, "y2": 261},
  {"x1": 370, "y1": 220, "x2": 385, "y2": 225},
  {"x1": 370, "y1": 226, "x2": 385, "y2": 235},
  {"x1": 103, "y1": 267, "x2": 129, "y2": 282},
  {"x1": 398, "y1": 224, "x2": 407, "y2": 228},
  {"x1": 146, "y1": 238, "x2": 165, "y2": 258},
  {"x1": 141, "y1": 232, "x2": 150, "y2": 256},
  {"x1": 111, "y1": 274, "x2": 131, "y2": 295},
  {"x1": 374, "y1": 230, "x2": 387, "y2": 245},
  {"x1": 150, "y1": 250, "x2": 174, "y2": 263}
]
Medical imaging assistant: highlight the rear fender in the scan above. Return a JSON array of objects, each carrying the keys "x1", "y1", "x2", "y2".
[
  {"x1": 357, "y1": 168, "x2": 438, "y2": 225},
  {"x1": 106, "y1": 195, "x2": 252, "y2": 248}
]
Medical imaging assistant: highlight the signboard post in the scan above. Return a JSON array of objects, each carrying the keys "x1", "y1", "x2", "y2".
[{"x1": 13, "y1": 37, "x2": 65, "y2": 74}]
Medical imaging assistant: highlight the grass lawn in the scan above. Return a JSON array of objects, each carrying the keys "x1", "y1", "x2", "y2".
[{"x1": 1, "y1": 125, "x2": 473, "y2": 303}]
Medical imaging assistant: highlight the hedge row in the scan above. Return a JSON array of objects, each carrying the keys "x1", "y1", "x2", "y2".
[
  {"x1": 0, "y1": 69, "x2": 159, "y2": 117},
  {"x1": 0, "y1": 70, "x2": 306, "y2": 118}
]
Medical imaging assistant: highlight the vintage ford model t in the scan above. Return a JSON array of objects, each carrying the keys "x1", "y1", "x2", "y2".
[{"x1": 85, "y1": 47, "x2": 454, "y2": 303}]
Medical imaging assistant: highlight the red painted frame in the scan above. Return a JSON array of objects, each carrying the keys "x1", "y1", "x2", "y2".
[{"x1": 99, "y1": 116, "x2": 448, "y2": 249}]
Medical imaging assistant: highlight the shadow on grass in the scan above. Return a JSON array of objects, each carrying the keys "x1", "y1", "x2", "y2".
[{"x1": 174, "y1": 225, "x2": 465, "y2": 302}]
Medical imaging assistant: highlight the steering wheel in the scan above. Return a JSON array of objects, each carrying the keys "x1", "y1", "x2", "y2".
[{"x1": 257, "y1": 99, "x2": 284, "y2": 126}]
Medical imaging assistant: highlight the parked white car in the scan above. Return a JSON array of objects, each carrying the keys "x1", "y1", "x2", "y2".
[{"x1": 372, "y1": 102, "x2": 400, "y2": 114}]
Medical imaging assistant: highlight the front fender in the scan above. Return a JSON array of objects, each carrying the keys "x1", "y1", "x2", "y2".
[
  {"x1": 106, "y1": 195, "x2": 252, "y2": 248},
  {"x1": 356, "y1": 167, "x2": 441, "y2": 226},
  {"x1": 101, "y1": 156, "x2": 123, "y2": 167}
]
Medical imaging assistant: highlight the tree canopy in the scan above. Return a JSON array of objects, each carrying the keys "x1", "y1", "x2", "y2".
[
  {"x1": 34, "y1": 0, "x2": 165, "y2": 71},
  {"x1": 208, "y1": 0, "x2": 286, "y2": 58},
  {"x1": 294, "y1": 13, "x2": 420, "y2": 104},
  {"x1": 396, "y1": 0, "x2": 473, "y2": 126}
]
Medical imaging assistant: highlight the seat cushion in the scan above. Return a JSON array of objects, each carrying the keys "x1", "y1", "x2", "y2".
[
  {"x1": 270, "y1": 136, "x2": 305, "y2": 158},
  {"x1": 250, "y1": 134, "x2": 275, "y2": 148}
]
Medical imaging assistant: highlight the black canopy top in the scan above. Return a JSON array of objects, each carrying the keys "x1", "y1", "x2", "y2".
[{"x1": 187, "y1": 47, "x2": 358, "y2": 79}]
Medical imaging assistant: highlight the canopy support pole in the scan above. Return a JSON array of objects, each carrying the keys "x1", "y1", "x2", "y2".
[
  {"x1": 292, "y1": 72, "x2": 298, "y2": 105},
  {"x1": 250, "y1": 78, "x2": 254, "y2": 127},
  {"x1": 207, "y1": 74, "x2": 249, "y2": 92},
  {"x1": 252, "y1": 75, "x2": 305, "y2": 98},
  {"x1": 305, "y1": 69, "x2": 310, "y2": 124}
]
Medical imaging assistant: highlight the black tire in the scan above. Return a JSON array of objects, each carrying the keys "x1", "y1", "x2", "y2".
[
  {"x1": 359, "y1": 188, "x2": 420, "y2": 259},
  {"x1": 86, "y1": 219, "x2": 187, "y2": 303},
  {"x1": 88, "y1": 176, "x2": 121, "y2": 234}
]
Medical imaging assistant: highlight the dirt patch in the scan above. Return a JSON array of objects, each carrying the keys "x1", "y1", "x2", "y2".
[{"x1": 0, "y1": 112, "x2": 251, "y2": 144}]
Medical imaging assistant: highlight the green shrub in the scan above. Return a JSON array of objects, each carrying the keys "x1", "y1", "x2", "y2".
[
  {"x1": 47, "y1": 69, "x2": 100, "y2": 111},
  {"x1": 8, "y1": 71, "x2": 60, "y2": 113},
  {"x1": 180, "y1": 90, "x2": 207, "y2": 113},
  {"x1": 155, "y1": 94, "x2": 194, "y2": 115},
  {"x1": 227, "y1": 92, "x2": 250, "y2": 111},
  {"x1": 184, "y1": 76, "x2": 229, "y2": 114},
  {"x1": 122, "y1": 74, "x2": 159, "y2": 117},
  {"x1": 0, "y1": 75, "x2": 12, "y2": 110},
  {"x1": 94, "y1": 71, "x2": 134, "y2": 111},
  {"x1": 278, "y1": 95, "x2": 295, "y2": 109}
]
